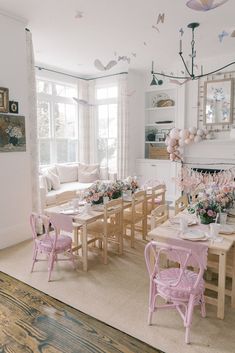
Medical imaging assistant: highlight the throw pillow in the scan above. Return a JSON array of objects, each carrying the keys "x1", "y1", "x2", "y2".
[
  {"x1": 78, "y1": 163, "x2": 100, "y2": 181},
  {"x1": 56, "y1": 164, "x2": 78, "y2": 183},
  {"x1": 79, "y1": 169, "x2": 100, "y2": 183},
  {"x1": 47, "y1": 172, "x2": 61, "y2": 190},
  {"x1": 45, "y1": 175, "x2": 53, "y2": 191}
]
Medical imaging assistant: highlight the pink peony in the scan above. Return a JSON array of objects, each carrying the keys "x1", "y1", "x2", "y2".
[{"x1": 207, "y1": 209, "x2": 214, "y2": 217}]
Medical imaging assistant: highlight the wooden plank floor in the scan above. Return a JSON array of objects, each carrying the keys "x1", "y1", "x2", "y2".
[{"x1": 0, "y1": 272, "x2": 163, "y2": 353}]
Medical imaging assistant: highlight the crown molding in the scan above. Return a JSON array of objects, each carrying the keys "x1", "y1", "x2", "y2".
[{"x1": 0, "y1": 9, "x2": 28, "y2": 25}]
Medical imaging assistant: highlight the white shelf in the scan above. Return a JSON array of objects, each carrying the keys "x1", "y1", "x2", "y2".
[
  {"x1": 145, "y1": 106, "x2": 175, "y2": 111},
  {"x1": 145, "y1": 141, "x2": 165, "y2": 144}
]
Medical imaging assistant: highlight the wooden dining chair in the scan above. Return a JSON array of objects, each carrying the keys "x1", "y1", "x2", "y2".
[
  {"x1": 175, "y1": 194, "x2": 189, "y2": 215},
  {"x1": 146, "y1": 184, "x2": 166, "y2": 215},
  {"x1": 123, "y1": 190, "x2": 147, "y2": 248},
  {"x1": 149, "y1": 204, "x2": 169, "y2": 230},
  {"x1": 85, "y1": 198, "x2": 124, "y2": 264}
]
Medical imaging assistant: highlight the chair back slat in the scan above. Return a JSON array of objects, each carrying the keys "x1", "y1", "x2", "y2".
[{"x1": 175, "y1": 194, "x2": 189, "y2": 215}]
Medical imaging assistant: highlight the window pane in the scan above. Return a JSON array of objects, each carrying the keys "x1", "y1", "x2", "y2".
[
  {"x1": 39, "y1": 140, "x2": 51, "y2": 165},
  {"x1": 37, "y1": 101, "x2": 50, "y2": 138},
  {"x1": 108, "y1": 104, "x2": 117, "y2": 138},
  {"x1": 66, "y1": 86, "x2": 77, "y2": 98},
  {"x1": 66, "y1": 104, "x2": 77, "y2": 138},
  {"x1": 97, "y1": 138, "x2": 108, "y2": 167},
  {"x1": 37, "y1": 80, "x2": 52, "y2": 94},
  {"x1": 56, "y1": 140, "x2": 68, "y2": 163},
  {"x1": 68, "y1": 140, "x2": 78, "y2": 162},
  {"x1": 107, "y1": 138, "x2": 117, "y2": 172},
  {"x1": 55, "y1": 84, "x2": 66, "y2": 97},
  {"x1": 98, "y1": 105, "x2": 108, "y2": 138},
  {"x1": 54, "y1": 103, "x2": 66, "y2": 138},
  {"x1": 108, "y1": 86, "x2": 118, "y2": 98},
  {"x1": 97, "y1": 88, "x2": 107, "y2": 100}
]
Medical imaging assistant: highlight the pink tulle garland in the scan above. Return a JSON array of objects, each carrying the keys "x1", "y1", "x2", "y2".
[{"x1": 178, "y1": 165, "x2": 235, "y2": 194}]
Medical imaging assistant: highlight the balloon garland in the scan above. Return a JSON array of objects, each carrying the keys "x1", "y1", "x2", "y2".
[{"x1": 165, "y1": 127, "x2": 211, "y2": 161}]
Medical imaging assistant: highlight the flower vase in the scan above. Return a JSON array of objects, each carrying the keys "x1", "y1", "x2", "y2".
[
  {"x1": 92, "y1": 197, "x2": 103, "y2": 205},
  {"x1": 199, "y1": 215, "x2": 215, "y2": 225}
]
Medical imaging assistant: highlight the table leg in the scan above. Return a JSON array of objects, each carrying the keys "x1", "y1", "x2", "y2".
[
  {"x1": 82, "y1": 224, "x2": 88, "y2": 272},
  {"x1": 231, "y1": 245, "x2": 235, "y2": 308},
  {"x1": 217, "y1": 251, "x2": 226, "y2": 320},
  {"x1": 73, "y1": 226, "x2": 79, "y2": 255}
]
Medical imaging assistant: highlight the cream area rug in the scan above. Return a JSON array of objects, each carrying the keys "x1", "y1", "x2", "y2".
[{"x1": 0, "y1": 239, "x2": 235, "y2": 353}]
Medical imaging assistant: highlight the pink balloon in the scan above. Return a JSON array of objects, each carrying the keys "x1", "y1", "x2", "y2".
[
  {"x1": 179, "y1": 139, "x2": 185, "y2": 147},
  {"x1": 169, "y1": 138, "x2": 177, "y2": 147},
  {"x1": 180, "y1": 129, "x2": 189, "y2": 139},
  {"x1": 170, "y1": 128, "x2": 179, "y2": 140},
  {"x1": 184, "y1": 138, "x2": 190, "y2": 144},
  {"x1": 167, "y1": 146, "x2": 174, "y2": 153}
]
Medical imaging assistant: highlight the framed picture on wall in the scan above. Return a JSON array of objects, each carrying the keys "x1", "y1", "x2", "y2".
[
  {"x1": 0, "y1": 114, "x2": 26, "y2": 152},
  {"x1": 203, "y1": 78, "x2": 233, "y2": 125},
  {"x1": 0, "y1": 87, "x2": 9, "y2": 113}
]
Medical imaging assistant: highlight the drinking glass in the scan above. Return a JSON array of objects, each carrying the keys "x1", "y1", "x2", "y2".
[
  {"x1": 209, "y1": 223, "x2": 223, "y2": 242},
  {"x1": 180, "y1": 217, "x2": 188, "y2": 233},
  {"x1": 219, "y1": 212, "x2": 227, "y2": 225}
]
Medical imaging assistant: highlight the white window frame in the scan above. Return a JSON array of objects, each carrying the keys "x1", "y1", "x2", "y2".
[{"x1": 37, "y1": 77, "x2": 79, "y2": 166}]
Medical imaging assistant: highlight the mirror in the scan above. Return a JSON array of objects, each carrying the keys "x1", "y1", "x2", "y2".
[{"x1": 204, "y1": 78, "x2": 233, "y2": 125}]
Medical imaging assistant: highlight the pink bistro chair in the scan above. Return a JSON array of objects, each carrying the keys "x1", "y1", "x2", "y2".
[
  {"x1": 145, "y1": 239, "x2": 208, "y2": 344},
  {"x1": 30, "y1": 213, "x2": 76, "y2": 281}
]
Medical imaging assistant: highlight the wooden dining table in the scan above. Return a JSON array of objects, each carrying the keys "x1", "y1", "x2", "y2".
[
  {"x1": 148, "y1": 211, "x2": 235, "y2": 320},
  {"x1": 45, "y1": 199, "x2": 133, "y2": 272}
]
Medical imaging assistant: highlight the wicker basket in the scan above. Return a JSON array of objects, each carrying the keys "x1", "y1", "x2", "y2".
[{"x1": 149, "y1": 145, "x2": 169, "y2": 160}]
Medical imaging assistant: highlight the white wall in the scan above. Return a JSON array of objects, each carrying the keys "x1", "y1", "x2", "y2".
[{"x1": 0, "y1": 13, "x2": 32, "y2": 249}]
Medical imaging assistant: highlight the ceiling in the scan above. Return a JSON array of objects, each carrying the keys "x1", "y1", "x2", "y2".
[{"x1": 0, "y1": 0, "x2": 234, "y2": 77}]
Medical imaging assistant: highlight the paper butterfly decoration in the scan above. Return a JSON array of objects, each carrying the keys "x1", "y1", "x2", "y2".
[
  {"x1": 94, "y1": 59, "x2": 117, "y2": 71},
  {"x1": 157, "y1": 13, "x2": 165, "y2": 24},
  {"x1": 218, "y1": 30, "x2": 229, "y2": 42},
  {"x1": 75, "y1": 11, "x2": 84, "y2": 19},
  {"x1": 179, "y1": 28, "x2": 184, "y2": 37},
  {"x1": 186, "y1": 0, "x2": 228, "y2": 11}
]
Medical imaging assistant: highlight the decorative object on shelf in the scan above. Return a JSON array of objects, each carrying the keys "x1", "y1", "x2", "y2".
[
  {"x1": 155, "y1": 120, "x2": 173, "y2": 124},
  {"x1": 165, "y1": 127, "x2": 208, "y2": 161},
  {"x1": 186, "y1": 0, "x2": 228, "y2": 12},
  {"x1": 9, "y1": 101, "x2": 19, "y2": 114},
  {"x1": 157, "y1": 99, "x2": 175, "y2": 107},
  {"x1": 152, "y1": 93, "x2": 169, "y2": 107},
  {"x1": 204, "y1": 79, "x2": 233, "y2": 125},
  {"x1": 146, "y1": 130, "x2": 156, "y2": 141},
  {"x1": 150, "y1": 21, "x2": 235, "y2": 84},
  {"x1": 0, "y1": 114, "x2": 26, "y2": 152},
  {"x1": 0, "y1": 87, "x2": 9, "y2": 113}
]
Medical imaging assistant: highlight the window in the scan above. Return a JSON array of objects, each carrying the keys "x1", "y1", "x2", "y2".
[
  {"x1": 37, "y1": 78, "x2": 78, "y2": 165},
  {"x1": 96, "y1": 86, "x2": 118, "y2": 172}
]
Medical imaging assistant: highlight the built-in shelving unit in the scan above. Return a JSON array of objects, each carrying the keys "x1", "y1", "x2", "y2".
[{"x1": 145, "y1": 88, "x2": 177, "y2": 159}]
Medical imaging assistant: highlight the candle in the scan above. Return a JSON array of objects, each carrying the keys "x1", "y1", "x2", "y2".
[{"x1": 179, "y1": 39, "x2": 182, "y2": 53}]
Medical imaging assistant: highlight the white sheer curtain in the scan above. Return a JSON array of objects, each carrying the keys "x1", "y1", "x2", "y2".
[
  {"x1": 26, "y1": 29, "x2": 40, "y2": 212},
  {"x1": 117, "y1": 75, "x2": 129, "y2": 179},
  {"x1": 78, "y1": 79, "x2": 90, "y2": 164}
]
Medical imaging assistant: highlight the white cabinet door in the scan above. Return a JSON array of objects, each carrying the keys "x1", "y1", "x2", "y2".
[{"x1": 136, "y1": 159, "x2": 181, "y2": 201}]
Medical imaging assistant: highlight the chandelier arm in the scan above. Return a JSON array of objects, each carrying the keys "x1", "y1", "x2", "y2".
[
  {"x1": 179, "y1": 53, "x2": 192, "y2": 78},
  {"x1": 194, "y1": 61, "x2": 235, "y2": 79},
  {"x1": 152, "y1": 71, "x2": 190, "y2": 80}
]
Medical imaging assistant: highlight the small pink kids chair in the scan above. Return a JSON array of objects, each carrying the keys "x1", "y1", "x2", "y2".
[
  {"x1": 145, "y1": 239, "x2": 208, "y2": 344},
  {"x1": 30, "y1": 213, "x2": 76, "y2": 281}
]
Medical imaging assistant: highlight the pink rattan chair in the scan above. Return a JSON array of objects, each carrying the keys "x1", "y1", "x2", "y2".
[
  {"x1": 145, "y1": 240, "x2": 208, "y2": 344},
  {"x1": 30, "y1": 213, "x2": 76, "y2": 281}
]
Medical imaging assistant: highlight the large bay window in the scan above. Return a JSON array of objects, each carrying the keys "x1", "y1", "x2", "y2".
[
  {"x1": 96, "y1": 85, "x2": 118, "y2": 172},
  {"x1": 37, "y1": 78, "x2": 78, "y2": 165}
]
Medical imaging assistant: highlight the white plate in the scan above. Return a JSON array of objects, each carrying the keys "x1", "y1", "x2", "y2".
[
  {"x1": 169, "y1": 218, "x2": 198, "y2": 226},
  {"x1": 60, "y1": 209, "x2": 78, "y2": 215},
  {"x1": 219, "y1": 224, "x2": 235, "y2": 235},
  {"x1": 181, "y1": 229, "x2": 206, "y2": 240}
]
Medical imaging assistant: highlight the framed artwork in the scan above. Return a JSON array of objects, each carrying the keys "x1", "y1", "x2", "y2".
[
  {"x1": 0, "y1": 87, "x2": 9, "y2": 113},
  {"x1": 9, "y1": 101, "x2": 19, "y2": 114},
  {"x1": 0, "y1": 114, "x2": 26, "y2": 152},
  {"x1": 204, "y1": 78, "x2": 233, "y2": 125}
]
